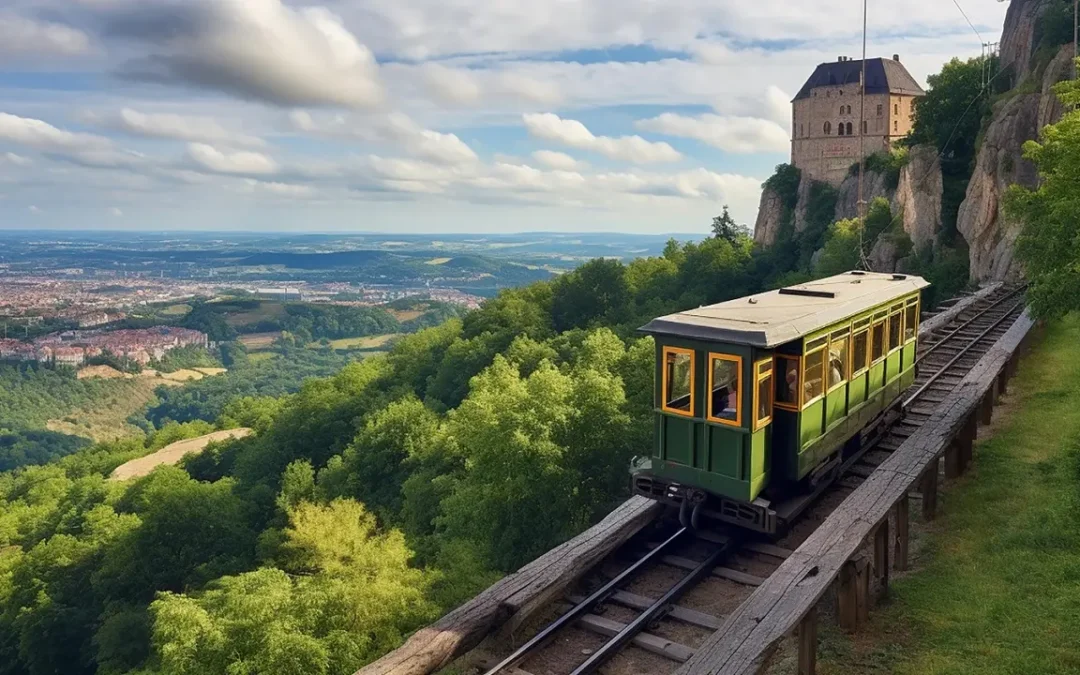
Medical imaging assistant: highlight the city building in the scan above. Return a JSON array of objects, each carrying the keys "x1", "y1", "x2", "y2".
[{"x1": 791, "y1": 55, "x2": 925, "y2": 185}]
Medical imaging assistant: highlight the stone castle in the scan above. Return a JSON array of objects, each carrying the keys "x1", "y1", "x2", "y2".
[{"x1": 791, "y1": 55, "x2": 925, "y2": 185}]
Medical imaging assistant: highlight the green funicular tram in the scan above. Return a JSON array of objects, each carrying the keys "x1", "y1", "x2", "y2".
[{"x1": 632, "y1": 271, "x2": 930, "y2": 533}]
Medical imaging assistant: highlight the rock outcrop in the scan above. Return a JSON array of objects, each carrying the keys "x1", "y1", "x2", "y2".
[
  {"x1": 792, "y1": 175, "x2": 815, "y2": 233},
  {"x1": 753, "y1": 184, "x2": 785, "y2": 246},
  {"x1": 892, "y1": 144, "x2": 943, "y2": 251},
  {"x1": 833, "y1": 169, "x2": 890, "y2": 222},
  {"x1": 956, "y1": 45, "x2": 1074, "y2": 281},
  {"x1": 999, "y1": 0, "x2": 1049, "y2": 89}
]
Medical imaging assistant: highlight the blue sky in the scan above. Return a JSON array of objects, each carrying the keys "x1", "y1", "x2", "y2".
[{"x1": 0, "y1": 0, "x2": 1009, "y2": 235}]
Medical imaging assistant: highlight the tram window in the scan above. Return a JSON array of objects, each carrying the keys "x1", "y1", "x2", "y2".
[
  {"x1": 829, "y1": 329, "x2": 849, "y2": 388},
  {"x1": 662, "y1": 348, "x2": 694, "y2": 416},
  {"x1": 755, "y1": 360, "x2": 773, "y2": 430},
  {"x1": 871, "y1": 321, "x2": 886, "y2": 362},
  {"x1": 803, "y1": 349, "x2": 825, "y2": 404},
  {"x1": 708, "y1": 354, "x2": 742, "y2": 426},
  {"x1": 888, "y1": 312, "x2": 902, "y2": 351},
  {"x1": 904, "y1": 302, "x2": 918, "y2": 341},
  {"x1": 852, "y1": 329, "x2": 869, "y2": 375},
  {"x1": 774, "y1": 355, "x2": 800, "y2": 409}
]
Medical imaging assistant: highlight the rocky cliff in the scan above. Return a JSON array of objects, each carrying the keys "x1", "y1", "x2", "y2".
[
  {"x1": 753, "y1": 185, "x2": 785, "y2": 247},
  {"x1": 893, "y1": 144, "x2": 943, "y2": 251},
  {"x1": 957, "y1": 43, "x2": 1074, "y2": 281}
]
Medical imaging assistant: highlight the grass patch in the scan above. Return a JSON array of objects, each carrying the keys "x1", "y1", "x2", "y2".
[
  {"x1": 46, "y1": 377, "x2": 165, "y2": 442},
  {"x1": 247, "y1": 351, "x2": 278, "y2": 363},
  {"x1": 313, "y1": 333, "x2": 402, "y2": 350},
  {"x1": 817, "y1": 315, "x2": 1080, "y2": 675},
  {"x1": 425, "y1": 257, "x2": 452, "y2": 265},
  {"x1": 161, "y1": 303, "x2": 192, "y2": 316}
]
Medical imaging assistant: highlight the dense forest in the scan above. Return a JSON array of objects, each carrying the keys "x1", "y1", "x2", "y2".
[
  {"x1": 3, "y1": 57, "x2": 1077, "y2": 675},
  {"x1": 141, "y1": 347, "x2": 365, "y2": 429}
]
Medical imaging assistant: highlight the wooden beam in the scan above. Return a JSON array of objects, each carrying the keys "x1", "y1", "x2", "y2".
[
  {"x1": 837, "y1": 557, "x2": 869, "y2": 633},
  {"x1": 354, "y1": 496, "x2": 663, "y2": 675},
  {"x1": 672, "y1": 312, "x2": 1034, "y2": 675},
  {"x1": 662, "y1": 555, "x2": 768, "y2": 586},
  {"x1": 577, "y1": 614, "x2": 695, "y2": 663},
  {"x1": 797, "y1": 606, "x2": 818, "y2": 675},
  {"x1": 979, "y1": 390, "x2": 994, "y2": 426},
  {"x1": 944, "y1": 441, "x2": 962, "y2": 480},
  {"x1": 921, "y1": 462, "x2": 938, "y2": 522},
  {"x1": 894, "y1": 496, "x2": 910, "y2": 572},
  {"x1": 874, "y1": 518, "x2": 890, "y2": 596},
  {"x1": 568, "y1": 592, "x2": 723, "y2": 631}
]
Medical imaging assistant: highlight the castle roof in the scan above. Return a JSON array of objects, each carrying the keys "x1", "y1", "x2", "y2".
[{"x1": 793, "y1": 57, "x2": 925, "y2": 101}]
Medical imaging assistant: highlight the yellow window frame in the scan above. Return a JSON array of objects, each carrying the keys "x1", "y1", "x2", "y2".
[
  {"x1": 870, "y1": 317, "x2": 888, "y2": 364},
  {"x1": 707, "y1": 353, "x2": 743, "y2": 427},
  {"x1": 802, "y1": 344, "x2": 828, "y2": 409},
  {"x1": 851, "y1": 327, "x2": 871, "y2": 376},
  {"x1": 753, "y1": 358, "x2": 774, "y2": 431},
  {"x1": 904, "y1": 296, "x2": 920, "y2": 344},
  {"x1": 827, "y1": 327, "x2": 851, "y2": 392},
  {"x1": 774, "y1": 354, "x2": 802, "y2": 412},
  {"x1": 887, "y1": 307, "x2": 904, "y2": 353},
  {"x1": 661, "y1": 346, "x2": 696, "y2": 418}
]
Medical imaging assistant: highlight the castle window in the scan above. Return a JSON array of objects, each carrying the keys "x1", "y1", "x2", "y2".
[
  {"x1": 862, "y1": 120, "x2": 868, "y2": 134},
  {"x1": 824, "y1": 121, "x2": 832, "y2": 135},
  {"x1": 847, "y1": 105, "x2": 853, "y2": 115},
  {"x1": 800, "y1": 123, "x2": 804, "y2": 137},
  {"x1": 838, "y1": 123, "x2": 844, "y2": 136},
  {"x1": 846, "y1": 122, "x2": 853, "y2": 135},
  {"x1": 877, "y1": 104, "x2": 883, "y2": 116},
  {"x1": 894, "y1": 103, "x2": 899, "y2": 115},
  {"x1": 894, "y1": 120, "x2": 898, "y2": 132},
  {"x1": 840, "y1": 105, "x2": 845, "y2": 115}
]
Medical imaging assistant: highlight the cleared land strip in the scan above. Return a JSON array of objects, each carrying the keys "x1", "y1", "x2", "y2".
[
  {"x1": 109, "y1": 428, "x2": 252, "y2": 480},
  {"x1": 675, "y1": 310, "x2": 1036, "y2": 675}
]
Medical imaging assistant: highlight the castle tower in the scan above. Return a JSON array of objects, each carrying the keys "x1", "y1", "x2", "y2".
[{"x1": 791, "y1": 55, "x2": 925, "y2": 186}]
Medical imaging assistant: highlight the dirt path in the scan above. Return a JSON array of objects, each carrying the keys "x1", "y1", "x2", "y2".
[{"x1": 109, "y1": 428, "x2": 252, "y2": 480}]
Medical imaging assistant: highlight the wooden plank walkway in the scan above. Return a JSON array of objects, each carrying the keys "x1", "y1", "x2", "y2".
[{"x1": 674, "y1": 311, "x2": 1035, "y2": 675}]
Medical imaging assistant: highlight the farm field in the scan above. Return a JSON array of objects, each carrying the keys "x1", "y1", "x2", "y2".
[
  {"x1": 239, "y1": 332, "x2": 280, "y2": 349},
  {"x1": 315, "y1": 333, "x2": 402, "y2": 350},
  {"x1": 813, "y1": 317, "x2": 1080, "y2": 675},
  {"x1": 109, "y1": 427, "x2": 253, "y2": 480}
]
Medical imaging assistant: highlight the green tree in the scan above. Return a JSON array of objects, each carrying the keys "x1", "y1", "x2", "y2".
[
  {"x1": 815, "y1": 218, "x2": 864, "y2": 276},
  {"x1": 711, "y1": 205, "x2": 746, "y2": 243},
  {"x1": 145, "y1": 500, "x2": 436, "y2": 675},
  {"x1": 1005, "y1": 67, "x2": 1080, "y2": 319},
  {"x1": 551, "y1": 258, "x2": 631, "y2": 332},
  {"x1": 909, "y1": 56, "x2": 992, "y2": 169}
]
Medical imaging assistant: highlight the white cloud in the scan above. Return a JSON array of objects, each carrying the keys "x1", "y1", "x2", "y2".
[
  {"x1": 532, "y1": 150, "x2": 586, "y2": 171},
  {"x1": 186, "y1": 143, "x2": 278, "y2": 175},
  {"x1": 1, "y1": 152, "x2": 31, "y2": 167},
  {"x1": 291, "y1": 111, "x2": 478, "y2": 165},
  {"x1": 81, "y1": 108, "x2": 265, "y2": 148},
  {"x1": 420, "y1": 63, "x2": 482, "y2": 105},
  {"x1": 28, "y1": 205, "x2": 40, "y2": 213},
  {"x1": 523, "y1": 113, "x2": 681, "y2": 164},
  {"x1": 110, "y1": 206, "x2": 123, "y2": 216},
  {"x1": 494, "y1": 73, "x2": 563, "y2": 106},
  {"x1": 242, "y1": 179, "x2": 316, "y2": 198},
  {"x1": 112, "y1": 0, "x2": 384, "y2": 108},
  {"x1": 0, "y1": 14, "x2": 91, "y2": 57},
  {"x1": 764, "y1": 86, "x2": 793, "y2": 129},
  {"x1": 0, "y1": 112, "x2": 112, "y2": 152},
  {"x1": 636, "y1": 113, "x2": 790, "y2": 154}
]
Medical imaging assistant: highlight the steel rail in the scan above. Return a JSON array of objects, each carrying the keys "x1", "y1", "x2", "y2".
[
  {"x1": 904, "y1": 298, "x2": 1025, "y2": 409},
  {"x1": 915, "y1": 285, "x2": 1025, "y2": 367},
  {"x1": 480, "y1": 527, "x2": 689, "y2": 675},
  {"x1": 567, "y1": 534, "x2": 741, "y2": 675}
]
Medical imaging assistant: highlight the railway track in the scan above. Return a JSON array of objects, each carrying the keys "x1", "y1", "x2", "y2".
[{"x1": 477, "y1": 285, "x2": 1027, "y2": 675}]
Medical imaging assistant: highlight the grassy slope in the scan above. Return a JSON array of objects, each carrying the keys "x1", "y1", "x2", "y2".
[
  {"x1": 46, "y1": 377, "x2": 166, "y2": 442},
  {"x1": 818, "y1": 316, "x2": 1080, "y2": 674}
]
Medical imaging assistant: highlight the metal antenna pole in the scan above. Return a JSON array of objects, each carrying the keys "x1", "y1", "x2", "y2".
[{"x1": 857, "y1": 0, "x2": 869, "y2": 263}]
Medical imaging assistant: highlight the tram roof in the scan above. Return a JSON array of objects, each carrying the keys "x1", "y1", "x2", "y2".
[{"x1": 639, "y1": 271, "x2": 930, "y2": 348}]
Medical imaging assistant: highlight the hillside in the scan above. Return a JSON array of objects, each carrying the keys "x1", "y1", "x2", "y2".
[{"x1": 753, "y1": 0, "x2": 1075, "y2": 285}]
